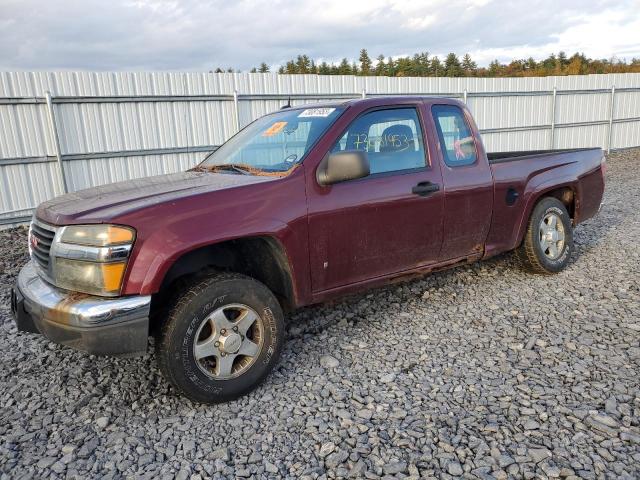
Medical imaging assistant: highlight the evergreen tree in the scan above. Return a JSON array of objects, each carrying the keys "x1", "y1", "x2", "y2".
[
  {"x1": 386, "y1": 56, "x2": 396, "y2": 76},
  {"x1": 374, "y1": 54, "x2": 386, "y2": 75},
  {"x1": 461, "y1": 54, "x2": 477, "y2": 75},
  {"x1": 542, "y1": 53, "x2": 556, "y2": 71},
  {"x1": 318, "y1": 61, "x2": 331, "y2": 75},
  {"x1": 430, "y1": 56, "x2": 442, "y2": 76},
  {"x1": 285, "y1": 60, "x2": 297, "y2": 74},
  {"x1": 296, "y1": 55, "x2": 311, "y2": 73},
  {"x1": 488, "y1": 59, "x2": 501, "y2": 76},
  {"x1": 553, "y1": 52, "x2": 565, "y2": 74},
  {"x1": 338, "y1": 58, "x2": 351, "y2": 75},
  {"x1": 359, "y1": 49, "x2": 372, "y2": 75},
  {"x1": 558, "y1": 51, "x2": 568, "y2": 66},
  {"x1": 395, "y1": 56, "x2": 413, "y2": 77},
  {"x1": 416, "y1": 52, "x2": 430, "y2": 76},
  {"x1": 444, "y1": 53, "x2": 462, "y2": 77},
  {"x1": 254, "y1": 49, "x2": 640, "y2": 79},
  {"x1": 410, "y1": 54, "x2": 422, "y2": 76}
]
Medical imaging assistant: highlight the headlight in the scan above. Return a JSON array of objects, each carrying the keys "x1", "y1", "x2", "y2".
[
  {"x1": 51, "y1": 224, "x2": 136, "y2": 297},
  {"x1": 53, "y1": 259, "x2": 127, "y2": 296},
  {"x1": 60, "y1": 224, "x2": 135, "y2": 246}
]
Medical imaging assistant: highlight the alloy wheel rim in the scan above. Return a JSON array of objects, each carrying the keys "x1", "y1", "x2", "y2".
[
  {"x1": 193, "y1": 303, "x2": 264, "y2": 380},
  {"x1": 539, "y1": 212, "x2": 566, "y2": 260}
]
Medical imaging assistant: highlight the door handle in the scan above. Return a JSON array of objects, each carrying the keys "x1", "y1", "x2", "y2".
[{"x1": 412, "y1": 181, "x2": 440, "y2": 196}]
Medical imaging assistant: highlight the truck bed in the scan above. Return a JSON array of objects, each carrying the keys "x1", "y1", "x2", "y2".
[{"x1": 484, "y1": 147, "x2": 605, "y2": 258}]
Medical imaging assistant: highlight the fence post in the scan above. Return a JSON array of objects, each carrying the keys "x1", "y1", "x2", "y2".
[
  {"x1": 44, "y1": 91, "x2": 68, "y2": 193},
  {"x1": 361, "y1": 88, "x2": 366, "y2": 99},
  {"x1": 463, "y1": 89, "x2": 468, "y2": 104},
  {"x1": 181, "y1": 73, "x2": 190, "y2": 173},
  {"x1": 607, "y1": 85, "x2": 616, "y2": 153},
  {"x1": 549, "y1": 86, "x2": 557, "y2": 149},
  {"x1": 233, "y1": 89, "x2": 241, "y2": 133}
]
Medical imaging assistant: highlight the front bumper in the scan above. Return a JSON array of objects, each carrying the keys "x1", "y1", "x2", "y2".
[{"x1": 11, "y1": 261, "x2": 151, "y2": 356}]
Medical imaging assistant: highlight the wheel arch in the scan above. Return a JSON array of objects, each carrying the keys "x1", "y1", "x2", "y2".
[
  {"x1": 149, "y1": 235, "x2": 297, "y2": 328},
  {"x1": 516, "y1": 183, "x2": 577, "y2": 247}
]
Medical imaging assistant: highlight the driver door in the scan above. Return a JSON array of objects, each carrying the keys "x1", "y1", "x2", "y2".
[{"x1": 306, "y1": 104, "x2": 444, "y2": 293}]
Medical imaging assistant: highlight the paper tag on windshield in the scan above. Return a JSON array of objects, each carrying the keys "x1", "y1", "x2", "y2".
[
  {"x1": 262, "y1": 121, "x2": 288, "y2": 136},
  {"x1": 298, "y1": 108, "x2": 336, "y2": 118}
]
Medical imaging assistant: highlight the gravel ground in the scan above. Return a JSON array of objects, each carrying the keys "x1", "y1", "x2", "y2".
[{"x1": 1, "y1": 149, "x2": 639, "y2": 480}]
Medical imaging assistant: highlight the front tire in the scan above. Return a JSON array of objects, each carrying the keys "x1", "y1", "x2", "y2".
[
  {"x1": 156, "y1": 273, "x2": 285, "y2": 404},
  {"x1": 517, "y1": 197, "x2": 574, "y2": 274}
]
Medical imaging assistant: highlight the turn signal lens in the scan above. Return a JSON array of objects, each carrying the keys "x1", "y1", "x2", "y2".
[
  {"x1": 101, "y1": 262, "x2": 127, "y2": 292},
  {"x1": 60, "y1": 225, "x2": 135, "y2": 247}
]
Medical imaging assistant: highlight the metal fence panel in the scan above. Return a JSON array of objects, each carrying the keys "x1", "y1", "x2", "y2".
[
  {"x1": 555, "y1": 124, "x2": 610, "y2": 150},
  {"x1": 612, "y1": 120, "x2": 640, "y2": 150},
  {"x1": 614, "y1": 90, "x2": 640, "y2": 119},
  {"x1": 466, "y1": 95, "x2": 553, "y2": 129},
  {"x1": 481, "y1": 129, "x2": 551, "y2": 153},
  {"x1": 1, "y1": 71, "x2": 639, "y2": 226},
  {"x1": 555, "y1": 92, "x2": 612, "y2": 124},
  {"x1": 0, "y1": 162, "x2": 64, "y2": 220},
  {"x1": 64, "y1": 152, "x2": 201, "y2": 191}
]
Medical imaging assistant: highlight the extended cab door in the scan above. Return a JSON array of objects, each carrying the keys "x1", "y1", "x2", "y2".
[
  {"x1": 306, "y1": 102, "x2": 444, "y2": 293},
  {"x1": 429, "y1": 103, "x2": 494, "y2": 261}
]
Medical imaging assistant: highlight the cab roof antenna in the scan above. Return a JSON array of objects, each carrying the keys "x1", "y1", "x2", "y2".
[{"x1": 280, "y1": 95, "x2": 291, "y2": 109}]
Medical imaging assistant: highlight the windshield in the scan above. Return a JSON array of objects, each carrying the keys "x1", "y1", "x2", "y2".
[{"x1": 198, "y1": 106, "x2": 345, "y2": 176}]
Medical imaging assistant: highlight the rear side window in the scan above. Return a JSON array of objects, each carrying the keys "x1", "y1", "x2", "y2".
[
  {"x1": 331, "y1": 108, "x2": 427, "y2": 174},
  {"x1": 432, "y1": 105, "x2": 477, "y2": 167}
]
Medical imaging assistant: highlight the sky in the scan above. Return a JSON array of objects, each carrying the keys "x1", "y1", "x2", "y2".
[{"x1": 0, "y1": 0, "x2": 639, "y2": 71}]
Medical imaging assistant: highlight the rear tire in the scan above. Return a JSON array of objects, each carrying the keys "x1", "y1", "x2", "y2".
[
  {"x1": 155, "y1": 272, "x2": 284, "y2": 404},
  {"x1": 517, "y1": 197, "x2": 573, "y2": 274}
]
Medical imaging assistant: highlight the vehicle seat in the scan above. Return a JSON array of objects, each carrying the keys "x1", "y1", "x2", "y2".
[
  {"x1": 370, "y1": 124, "x2": 423, "y2": 173},
  {"x1": 379, "y1": 125, "x2": 415, "y2": 153}
]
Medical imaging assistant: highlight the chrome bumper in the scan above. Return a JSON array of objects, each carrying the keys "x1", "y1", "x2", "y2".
[{"x1": 12, "y1": 261, "x2": 151, "y2": 356}]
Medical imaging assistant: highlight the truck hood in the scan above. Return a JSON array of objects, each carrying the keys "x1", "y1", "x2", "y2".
[{"x1": 36, "y1": 171, "x2": 276, "y2": 225}]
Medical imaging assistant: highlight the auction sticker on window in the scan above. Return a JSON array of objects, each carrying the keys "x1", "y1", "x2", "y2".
[
  {"x1": 262, "y1": 121, "x2": 288, "y2": 136},
  {"x1": 298, "y1": 108, "x2": 336, "y2": 118}
]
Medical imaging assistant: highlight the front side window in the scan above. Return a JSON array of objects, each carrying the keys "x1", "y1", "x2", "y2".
[
  {"x1": 199, "y1": 106, "x2": 344, "y2": 176},
  {"x1": 331, "y1": 107, "x2": 427, "y2": 174},
  {"x1": 432, "y1": 105, "x2": 477, "y2": 167}
]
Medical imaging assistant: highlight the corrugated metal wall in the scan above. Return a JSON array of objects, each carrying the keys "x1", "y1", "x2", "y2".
[{"x1": 1, "y1": 71, "x2": 639, "y2": 225}]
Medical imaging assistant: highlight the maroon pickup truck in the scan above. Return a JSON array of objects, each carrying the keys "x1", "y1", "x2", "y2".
[{"x1": 11, "y1": 96, "x2": 605, "y2": 403}]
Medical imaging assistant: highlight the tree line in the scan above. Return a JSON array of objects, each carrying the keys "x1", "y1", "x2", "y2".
[{"x1": 212, "y1": 49, "x2": 640, "y2": 77}]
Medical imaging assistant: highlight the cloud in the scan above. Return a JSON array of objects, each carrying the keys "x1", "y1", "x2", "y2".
[
  {"x1": 406, "y1": 15, "x2": 437, "y2": 30},
  {"x1": 0, "y1": 0, "x2": 638, "y2": 71}
]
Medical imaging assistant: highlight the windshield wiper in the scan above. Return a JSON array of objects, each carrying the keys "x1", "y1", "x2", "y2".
[
  {"x1": 198, "y1": 164, "x2": 253, "y2": 175},
  {"x1": 192, "y1": 162, "x2": 291, "y2": 177}
]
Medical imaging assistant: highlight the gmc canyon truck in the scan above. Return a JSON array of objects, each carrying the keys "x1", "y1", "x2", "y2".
[{"x1": 11, "y1": 97, "x2": 605, "y2": 403}]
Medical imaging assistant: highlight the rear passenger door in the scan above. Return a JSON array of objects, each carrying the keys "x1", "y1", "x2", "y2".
[
  {"x1": 307, "y1": 104, "x2": 445, "y2": 293},
  {"x1": 431, "y1": 104, "x2": 493, "y2": 261}
]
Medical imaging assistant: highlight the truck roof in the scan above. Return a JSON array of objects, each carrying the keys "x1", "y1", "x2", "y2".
[{"x1": 284, "y1": 96, "x2": 461, "y2": 111}]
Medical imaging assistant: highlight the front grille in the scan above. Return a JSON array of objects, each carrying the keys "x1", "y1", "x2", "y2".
[{"x1": 30, "y1": 220, "x2": 56, "y2": 270}]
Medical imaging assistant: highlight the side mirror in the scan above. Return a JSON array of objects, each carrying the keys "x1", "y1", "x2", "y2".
[{"x1": 316, "y1": 150, "x2": 370, "y2": 186}]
